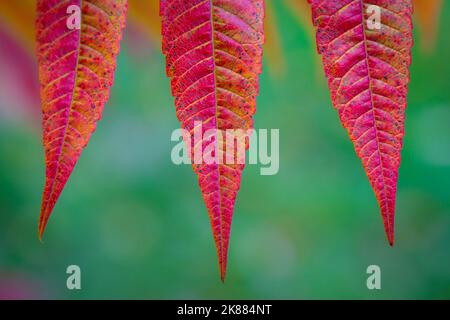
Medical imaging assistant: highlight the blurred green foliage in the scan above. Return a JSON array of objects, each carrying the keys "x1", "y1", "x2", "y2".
[{"x1": 0, "y1": 2, "x2": 450, "y2": 299}]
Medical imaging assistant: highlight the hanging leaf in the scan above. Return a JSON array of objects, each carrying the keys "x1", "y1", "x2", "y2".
[
  {"x1": 36, "y1": 0, "x2": 128, "y2": 238},
  {"x1": 413, "y1": 0, "x2": 443, "y2": 54},
  {"x1": 309, "y1": 0, "x2": 413, "y2": 245},
  {"x1": 160, "y1": 0, "x2": 264, "y2": 280}
]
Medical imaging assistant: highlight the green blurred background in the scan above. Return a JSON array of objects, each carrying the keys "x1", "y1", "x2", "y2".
[{"x1": 0, "y1": 1, "x2": 450, "y2": 299}]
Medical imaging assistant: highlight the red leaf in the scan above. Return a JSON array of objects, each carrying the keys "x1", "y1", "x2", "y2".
[
  {"x1": 309, "y1": 0, "x2": 413, "y2": 245},
  {"x1": 36, "y1": 0, "x2": 127, "y2": 238},
  {"x1": 161, "y1": 0, "x2": 264, "y2": 280}
]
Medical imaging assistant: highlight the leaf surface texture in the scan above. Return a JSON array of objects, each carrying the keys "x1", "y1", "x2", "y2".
[
  {"x1": 36, "y1": 0, "x2": 127, "y2": 237},
  {"x1": 309, "y1": 0, "x2": 413, "y2": 244},
  {"x1": 161, "y1": 0, "x2": 264, "y2": 280}
]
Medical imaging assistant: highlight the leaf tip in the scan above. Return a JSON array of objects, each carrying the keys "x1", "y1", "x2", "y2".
[
  {"x1": 217, "y1": 243, "x2": 229, "y2": 282},
  {"x1": 382, "y1": 218, "x2": 395, "y2": 247},
  {"x1": 37, "y1": 211, "x2": 50, "y2": 241},
  {"x1": 220, "y1": 266, "x2": 226, "y2": 283},
  {"x1": 387, "y1": 233, "x2": 395, "y2": 247}
]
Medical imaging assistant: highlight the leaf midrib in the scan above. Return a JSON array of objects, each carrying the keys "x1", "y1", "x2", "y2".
[
  {"x1": 208, "y1": 0, "x2": 225, "y2": 277},
  {"x1": 359, "y1": 0, "x2": 392, "y2": 234},
  {"x1": 41, "y1": 0, "x2": 83, "y2": 228}
]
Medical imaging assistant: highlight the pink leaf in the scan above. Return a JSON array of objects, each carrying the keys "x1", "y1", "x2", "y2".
[
  {"x1": 309, "y1": 0, "x2": 414, "y2": 244},
  {"x1": 161, "y1": 0, "x2": 265, "y2": 280},
  {"x1": 36, "y1": 0, "x2": 127, "y2": 238}
]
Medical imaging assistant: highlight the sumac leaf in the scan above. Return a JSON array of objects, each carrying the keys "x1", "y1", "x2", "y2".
[
  {"x1": 160, "y1": 0, "x2": 264, "y2": 280},
  {"x1": 36, "y1": 0, "x2": 127, "y2": 238},
  {"x1": 309, "y1": 0, "x2": 413, "y2": 245}
]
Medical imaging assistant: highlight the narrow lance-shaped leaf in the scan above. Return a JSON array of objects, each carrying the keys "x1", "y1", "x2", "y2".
[
  {"x1": 160, "y1": 0, "x2": 264, "y2": 280},
  {"x1": 36, "y1": 0, "x2": 127, "y2": 238},
  {"x1": 308, "y1": 0, "x2": 413, "y2": 244}
]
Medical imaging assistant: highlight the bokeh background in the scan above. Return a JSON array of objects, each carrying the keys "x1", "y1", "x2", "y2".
[{"x1": 0, "y1": 0, "x2": 449, "y2": 299}]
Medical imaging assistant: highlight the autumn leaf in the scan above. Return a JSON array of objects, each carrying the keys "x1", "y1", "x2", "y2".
[
  {"x1": 36, "y1": 0, "x2": 127, "y2": 238},
  {"x1": 309, "y1": 0, "x2": 413, "y2": 245},
  {"x1": 413, "y1": 0, "x2": 443, "y2": 53},
  {"x1": 160, "y1": 0, "x2": 264, "y2": 280}
]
